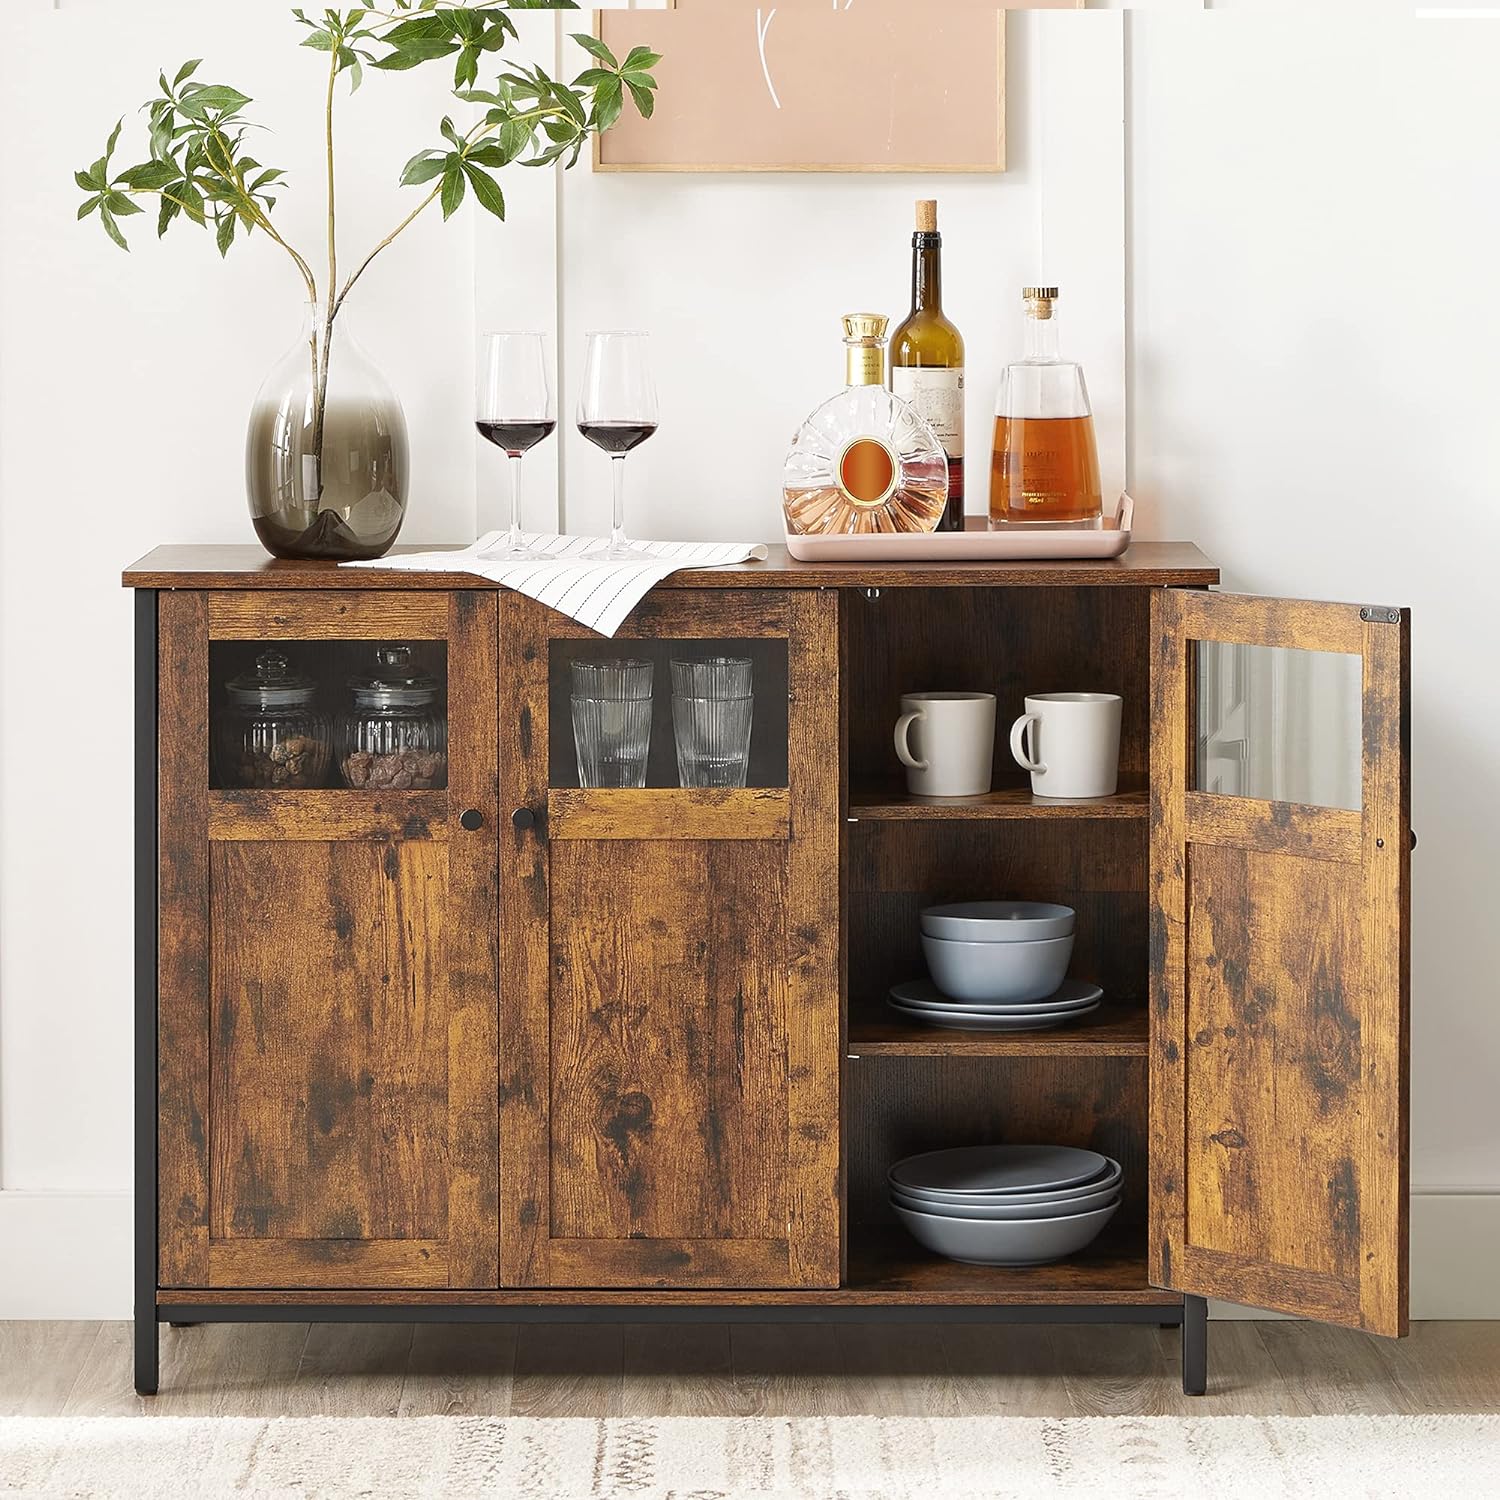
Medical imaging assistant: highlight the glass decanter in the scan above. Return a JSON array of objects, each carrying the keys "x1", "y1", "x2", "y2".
[
  {"x1": 989, "y1": 287, "x2": 1102, "y2": 529},
  {"x1": 783, "y1": 314, "x2": 948, "y2": 535}
]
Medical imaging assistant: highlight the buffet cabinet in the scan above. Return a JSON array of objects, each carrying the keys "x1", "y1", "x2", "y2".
[{"x1": 125, "y1": 544, "x2": 1411, "y2": 1397}]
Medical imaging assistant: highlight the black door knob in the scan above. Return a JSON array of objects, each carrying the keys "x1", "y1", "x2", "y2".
[
  {"x1": 512, "y1": 807, "x2": 536, "y2": 831},
  {"x1": 459, "y1": 809, "x2": 484, "y2": 832}
]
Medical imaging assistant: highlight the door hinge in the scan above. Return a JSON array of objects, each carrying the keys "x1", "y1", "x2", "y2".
[{"x1": 1359, "y1": 605, "x2": 1400, "y2": 624}]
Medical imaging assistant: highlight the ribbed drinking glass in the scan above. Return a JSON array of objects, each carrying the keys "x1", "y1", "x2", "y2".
[
  {"x1": 671, "y1": 655, "x2": 754, "y2": 788},
  {"x1": 571, "y1": 659, "x2": 654, "y2": 788}
]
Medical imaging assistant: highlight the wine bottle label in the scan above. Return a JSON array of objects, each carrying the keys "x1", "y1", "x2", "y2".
[{"x1": 891, "y1": 368, "x2": 965, "y2": 457}]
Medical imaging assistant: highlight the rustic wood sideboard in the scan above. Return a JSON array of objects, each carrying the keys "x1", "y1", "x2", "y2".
[{"x1": 124, "y1": 543, "x2": 1411, "y2": 1397}]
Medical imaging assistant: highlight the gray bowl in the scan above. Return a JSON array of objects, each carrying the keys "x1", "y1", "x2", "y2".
[
  {"x1": 890, "y1": 1144, "x2": 1108, "y2": 1197},
  {"x1": 920, "y1": 901, "x2": 1076, "y2": 943},
  {"x1": 921, "y1": 932, "x2": 1074, "y2": 1003},
  {"x1": 893, "y1": 1199, "x2": 1119, "y2": 1265},
  {"x1": 892, "y1": 1157, "x2": 1123, "y2": 1208},
  {"x1": 892, "y1": 1183, "x2": 1122, "y2": 1220}
]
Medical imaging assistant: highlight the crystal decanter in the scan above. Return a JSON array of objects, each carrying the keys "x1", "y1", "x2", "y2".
[{"x1": 783, "y1": 314, "x2": 948, "y2": 535}]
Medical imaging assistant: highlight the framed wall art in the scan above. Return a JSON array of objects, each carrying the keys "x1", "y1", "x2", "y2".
[{"x1": 593, "y1": 1, "x2": 1077, "y2": 174}]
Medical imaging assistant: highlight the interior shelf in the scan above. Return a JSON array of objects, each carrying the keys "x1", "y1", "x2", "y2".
[
  {"x1": 847, "y1": 1007, "x2": 1148, "y2": 1058},
  {"x1": 846, "y1": 1227, "x2": 1176, "y2": 1305},
  {"x1": 848, "y1": 776, "x2": 1148, "y2": 821}
]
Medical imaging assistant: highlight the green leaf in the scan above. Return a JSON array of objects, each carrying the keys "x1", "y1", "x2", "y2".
[
  {"x1": 157, "y1": 193, "x2": 180, "y2": 237},
  {"x1": 622, "y1": 70, "x2": 657, "y2": 90},
  {"x1": 592, "y1": 75, "x2": 623, "y2": 133},
  {"x1": 462, "y1": 161, "x2": 504, "y2": 220},
  {"x1": 301, "y1": 30, "x2": 336, "y2": 51},
  {"x1": 573, "y1": 68, "x2": 615, "y2": 88},
  {"x1": 98, "y1": 206, "x2": 129, "y2": 251},
  {"x1": 77, "y1": 195, "x2": 101, "y2": 220},
  {"x1": 105, "y1": 118, "x2": 123, "y2": 161},
  {"x1": 454, "y1": 43, "x2": 480, "y2": 90},
  {"x1": 570, "y1": 32, "x2": 618, "y2": 68},
  {"x1": 439, "y1": 161, "x2": 465, "y2": 220},
  {"x1": 248, "y1": 168, "x2": 285, "y2": 192},
  {"x1": 176, "y1": 181, "x2": 207, "y2": 224},
  {"x1": 381, "y1": 15, "x2": 450, "y2": 45},
  {"x1": 455, "y1": 88, "x2": 504, "y2": 106},
  {"x1": 173, "y1": 58, "x2": 203, "y2": 87},
  {"x1": 622, "y1": 47, "x2": 662, "y2": 72},
  {"x1": 372, "y1": 37, "x2": 455, "y2": 69},
  {"x1": 626, "y1": 79, "x2": 655, "y2": 120},
  {"x1": 178, "y1": 84, "x2": 253, "y2": 119},
  {"x1": 399, "y1": 150, "x2": 448, "y2": 185},
  {"x1": 551, "y1": 81, "x2": 586, "y2": 127},
  {"x1": 216, "y1": 213, "x2": 236, "y2": 257},
  {"x1": 75, "y1": 168, "x2": 104, "y2": 192},
  {"x1": 440, "y1": 115, "x2": 464, "y2": 150},
  {"x1": 118, "y1": 161, "x2": 179, "y2": 190},
  {"x1": 103, "y1": 191, "x2": 145, "y2": 217}
]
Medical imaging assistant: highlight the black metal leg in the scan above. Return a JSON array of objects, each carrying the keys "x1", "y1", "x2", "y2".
[
  {"x1": 135, "y1": 1310, "x2": 159, "y2": 1396},
  {"x1": 1181, "y1": 1295, "x2": 1208, "y2": 1396}
]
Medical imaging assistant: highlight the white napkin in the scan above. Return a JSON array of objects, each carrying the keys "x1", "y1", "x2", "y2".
[{"x1": 343, "y1": 532, "x2": 769, "y2": 638}]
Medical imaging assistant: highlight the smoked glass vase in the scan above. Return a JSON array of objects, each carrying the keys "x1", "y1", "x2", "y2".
[{"x1": 246, "y1": 302, "x2": 410, "y2": 560}]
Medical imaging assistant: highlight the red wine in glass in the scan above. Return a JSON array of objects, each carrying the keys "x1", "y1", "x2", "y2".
[
  {"x1": 477, "y1": 333, "x2": 555, "y2": 559},
  {"x1": 577, "y1": 333, "x2": 659, "y2": 558},
  {"x1": 476, "y1": 419, "x2": 557, "y2": 455},
  {"x1": 578, "y1": 421, "x2": 657, "y2": 456}
]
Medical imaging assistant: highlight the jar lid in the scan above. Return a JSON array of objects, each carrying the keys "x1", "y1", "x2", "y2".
[
  {"x1": 349, "y1": 645, "x2": 440, "y2": 709},
  {"x1": 225, "y1": 649, "x2": 318, "y2": 709}
]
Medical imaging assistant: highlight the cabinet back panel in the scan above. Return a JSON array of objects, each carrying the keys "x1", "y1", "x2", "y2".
[
  {"x1": 848, "y1": 821, "x2": 1148, "y2": 1021},
  {"x1": 208, "y1": 840, "x2": 450, "y2": 1245},
  {"x1": 844, "y1": 587, "x2": 1151, "y2": 790},
  {"x1": 845, "y1": 1056, "x2": 1148, "y2": 1232},
  {"x1": 547, "y1": 838, "x2": 790, "y2": 1242}
]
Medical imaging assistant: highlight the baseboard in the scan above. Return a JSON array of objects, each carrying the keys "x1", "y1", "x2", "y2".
[
  {"x1": 0, "y1": 1191, "x2": 132, "y2": 1318},
  {"x1": 2, "y1": 1189, "x2": 1496, "y2": 1320}
]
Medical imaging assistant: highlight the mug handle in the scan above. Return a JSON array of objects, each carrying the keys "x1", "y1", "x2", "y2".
[
  {"x1": 894, "y1": 710, "x2": 928, "y2": 770},
  {"x1": 1009, "y1": 713, "x2": 1045, "y2": 773}
]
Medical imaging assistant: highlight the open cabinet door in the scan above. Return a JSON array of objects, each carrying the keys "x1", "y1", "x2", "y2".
[{"x1": 1150, "y1": 590, "x2": 1410, "y2": 1334}]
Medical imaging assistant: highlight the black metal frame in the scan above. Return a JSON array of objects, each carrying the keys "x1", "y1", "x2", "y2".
[{"x1": 131, "y1": 585, "x2": 1209, "y2": 1398}]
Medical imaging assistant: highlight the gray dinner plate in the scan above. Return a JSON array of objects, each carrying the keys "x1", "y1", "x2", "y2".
[
  {"x1": 894, "y1": 1199, "x2": 1119, "y2": 1266},
  {"x1": 892, "y1": 1158, "x2": 1123, "y2": 1208},
  {"x1": 891, "y1": 1182, "x2": 1122, "y2": 1220},
  {"x1": 888, "y1": 1000, "x2": 1100, "y2": 1032},
  {"x1": 889, "y1": 1144, "x2": 1109, "y2": 1197},
  {"x1": 889, "y1": 979, "x2": 1104, "y2": 1014}
]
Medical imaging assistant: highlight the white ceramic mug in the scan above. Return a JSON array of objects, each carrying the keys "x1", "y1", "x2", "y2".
[
  {"x1": 893, "y1": 692, "x2": 996, "y2": 797},
  {"x1": 1009, "y1": 692, "x2": 1122, "y2": 799}
]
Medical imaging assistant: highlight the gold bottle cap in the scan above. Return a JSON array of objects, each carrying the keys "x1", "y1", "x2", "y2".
[
  {"x1": 915, "y1": 199, "x2": 938, "y2": 233},
  {"x1": 842, "y1": 313, "x2": 889, "y2": 387}
]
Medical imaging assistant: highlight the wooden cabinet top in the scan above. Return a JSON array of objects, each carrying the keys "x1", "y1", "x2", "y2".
[{"x1": 124, "y1": 541, "x2": 1219, "y2": 591}]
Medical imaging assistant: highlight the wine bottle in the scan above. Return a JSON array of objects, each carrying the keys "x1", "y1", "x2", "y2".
[{"x1": 890, "y1": 199, "x2": 966, "y2": 531}]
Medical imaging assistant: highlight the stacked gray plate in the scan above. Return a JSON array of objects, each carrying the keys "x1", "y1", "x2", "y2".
[
  {"x1": 888, "y1": 1145, "x2": 1122, "y2": 1265},
  {"x1": 888, "y1": 977, "x2": 1102, "y2": 1032}
]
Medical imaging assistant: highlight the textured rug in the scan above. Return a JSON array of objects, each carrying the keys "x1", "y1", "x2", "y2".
[{"x1": 1, "y1": 1414, "x2": 1496, "y2": 1499}]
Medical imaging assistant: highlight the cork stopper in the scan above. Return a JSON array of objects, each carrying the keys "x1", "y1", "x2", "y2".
[
  {"x1": 1024, "y1": 286, "x2": 1059, "y2": 320},
  {"x1": 915, "y1": 199, "x2": 938, "y2": 233}
]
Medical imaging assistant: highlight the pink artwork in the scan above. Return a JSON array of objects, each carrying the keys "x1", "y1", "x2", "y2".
[{"x1": 594, "y1": 2, "x2": 1073, "y2": 173}]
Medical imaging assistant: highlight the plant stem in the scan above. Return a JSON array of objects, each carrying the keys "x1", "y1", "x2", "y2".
[
  {"x1": 310, "y1": 42, "x2": 342, "y2": 505},
  {"x1": 202, "y1": 128, "x2": 318, "y2": 300}
]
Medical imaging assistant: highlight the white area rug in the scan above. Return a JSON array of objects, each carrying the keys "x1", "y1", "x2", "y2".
[{"x1": 1, "y1": 1414, "x2": 1496, "y2": 1499}]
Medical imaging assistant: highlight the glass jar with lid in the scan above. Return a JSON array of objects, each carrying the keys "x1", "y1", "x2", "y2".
[
  {"x1": 338, "y1": 645, "x2": 448, "y2": 790},
  {"x1": 216, "y1": 649, "x2": 332, "y2": 789}
]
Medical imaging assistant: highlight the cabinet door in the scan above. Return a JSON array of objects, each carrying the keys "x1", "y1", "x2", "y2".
[
  {"x1": 157, "y1": 590, "x2": 499, "y2": 1290},
  {"x1": 1150, "y1": 590, "x2": 1409, "y2": 1333},
  {"x1": 498, "y1": 589, "x2": 840, "y2": 1289}
]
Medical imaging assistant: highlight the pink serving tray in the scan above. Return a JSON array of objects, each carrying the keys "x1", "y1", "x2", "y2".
[{"x1": 783, "y1": 494, "x2": 1134, "y2": 563}]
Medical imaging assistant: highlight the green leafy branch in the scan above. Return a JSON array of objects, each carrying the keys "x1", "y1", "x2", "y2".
[{"x1": 73, "y1": 5, "x2": 658, "y2": 501}]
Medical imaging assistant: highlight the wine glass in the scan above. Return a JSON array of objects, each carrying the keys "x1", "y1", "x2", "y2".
[
  {"x1": 577, "y1": 331, "x2": 658, "y2": 559},
  {"x1": 476, "y1": 331, "x2": 556, "y2": 560}
]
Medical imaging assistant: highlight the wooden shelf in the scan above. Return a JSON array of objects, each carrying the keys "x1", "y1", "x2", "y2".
[
  {"x1": 848, "y1": 1007, "x2": 1148, "y2": 1057},
  {"x1": 848, "y1": 777, "x2": 1149, "y2": 822},
  {"x1": 846, "y1": 1226, "x2": 1176, "y2": 1305}
]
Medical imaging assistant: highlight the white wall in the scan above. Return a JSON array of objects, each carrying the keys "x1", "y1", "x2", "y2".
[{"x1": 1, "y1": 1, "x2": 1493, "y2": 1316}]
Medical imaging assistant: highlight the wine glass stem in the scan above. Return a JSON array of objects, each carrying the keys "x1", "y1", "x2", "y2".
[
  {"x1": 610, "y1": 455, "x2": 628, "y2": 554},
  {"x1": 507, "y1": 453, "x2": 524, "y2": 552}
]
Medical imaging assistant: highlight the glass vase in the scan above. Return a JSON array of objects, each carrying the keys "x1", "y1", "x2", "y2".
[{"x1": 246, "y1": 302, "x2": 410, "y2": 560}]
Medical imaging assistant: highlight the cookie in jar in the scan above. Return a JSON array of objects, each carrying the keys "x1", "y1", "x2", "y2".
[
  {"x1": 338, "y1": 645, "x2": 448, "y2": 791},
  {"x1": 216, "y1": 650, "x2": 333, "y2": 789}
]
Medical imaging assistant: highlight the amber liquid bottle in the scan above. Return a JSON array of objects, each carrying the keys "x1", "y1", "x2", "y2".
[
  {"x1": 990, "y1": 287, "x2": 1102, "y2": 529},
  {"x1": 891, "y1": 200, "x2": 965, "y2": 531}
]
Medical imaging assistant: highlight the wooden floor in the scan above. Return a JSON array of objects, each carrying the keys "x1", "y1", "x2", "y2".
[{"x1": 1, "y1": 1321, "x2": 1497, "y2": 1419}]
